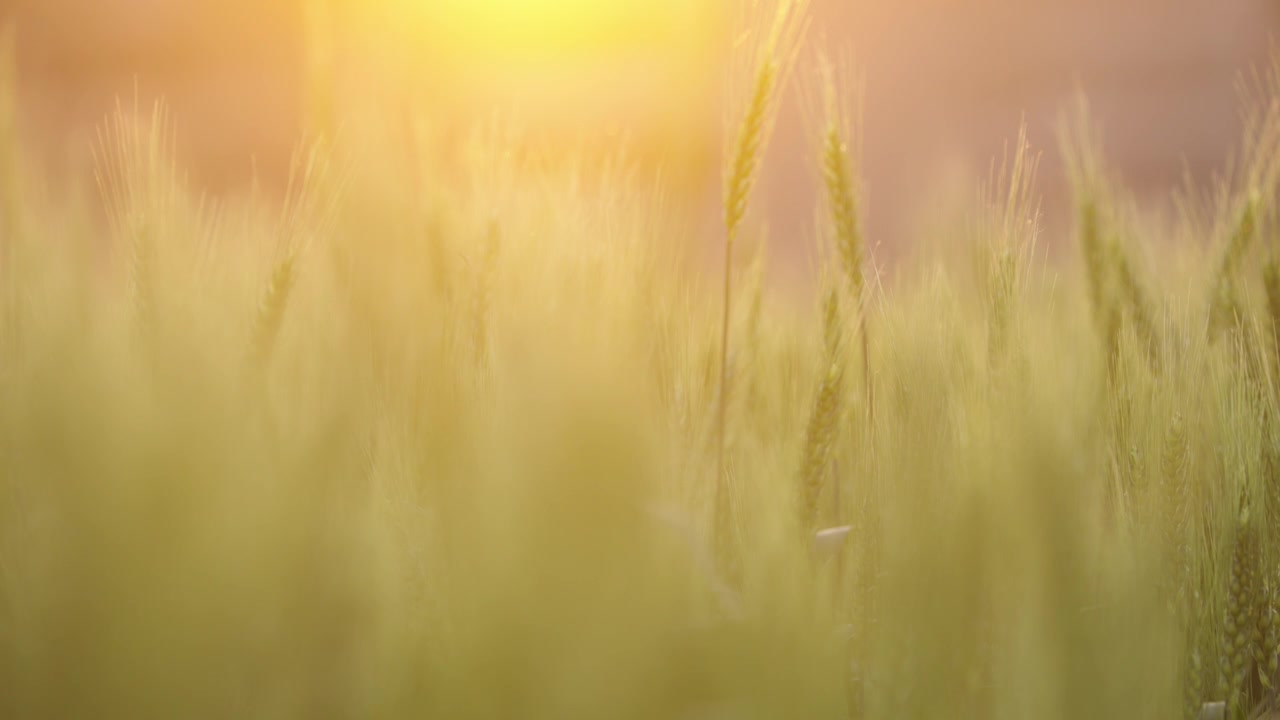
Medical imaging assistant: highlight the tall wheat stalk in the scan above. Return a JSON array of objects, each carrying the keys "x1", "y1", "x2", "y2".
[
  {"x1": 726, "y1": 232, "x2": 769, "y2": 458},
  {"x1": 714, "y1": 0, "x2": 807, "y2": 566},
  {"x1": 817, "y1": 53, "x2": 873, "y2": 429}
]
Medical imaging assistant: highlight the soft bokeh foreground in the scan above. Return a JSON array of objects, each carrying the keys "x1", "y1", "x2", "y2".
[{"x1": 2, "y1": 3, "x2": 1280, "y2": 719}]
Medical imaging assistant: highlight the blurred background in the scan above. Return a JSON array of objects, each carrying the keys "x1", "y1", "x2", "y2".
[{"x1": 2, "y1": 0, "x2": 1276, "y2": 270}]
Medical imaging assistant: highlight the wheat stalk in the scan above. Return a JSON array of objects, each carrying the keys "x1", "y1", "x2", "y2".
[
  {"x1": 714, "y1": 0, "x2": 807, "y2": 568},
  {"x1": 799, "y1": 287, "x2": 844, "y2": 531},
  {"x1": 727, "y1": 232, "x2": 768, "y2": 457}
]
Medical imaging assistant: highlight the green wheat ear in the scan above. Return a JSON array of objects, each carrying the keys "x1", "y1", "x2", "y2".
[
  {"x1": 817, "y1": 52, "x2": 873, "y2": 426},
  {"x1": 1222, "y1": 504, "x2": 1262, "y2": 720},
  {"x1": 1185, "y1": 646, "x2": 1204, "y2": 720},
  {"x1": 249, "y1": 253, "x2": 298, "y2": 371},
  {"x1": 1061, "y1": 103, "x2": 1165, "y2": 376},
  {"x1": 818, "y1": 60, "x2": 864, "y2": 304},
  {"x1": 1258, "y1": 572, "x2": 1279, "y2": 692}
]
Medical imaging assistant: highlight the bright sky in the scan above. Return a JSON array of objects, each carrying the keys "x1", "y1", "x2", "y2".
[
  {"x1": 326, "y1": 0, "x2": 727, "y2": 206},
  {"x1": 386, "y1": 0, "x2": 716, "y2": 59}
]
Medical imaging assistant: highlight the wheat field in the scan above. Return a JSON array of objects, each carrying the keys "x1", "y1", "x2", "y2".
[{"x1": 1, "y1": 3, "x2": 1279, "y2": 719}]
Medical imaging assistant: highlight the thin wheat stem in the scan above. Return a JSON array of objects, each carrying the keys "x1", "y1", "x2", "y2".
[{"x1": 714, "y1": 0, "x2": 807, "y2": 565}]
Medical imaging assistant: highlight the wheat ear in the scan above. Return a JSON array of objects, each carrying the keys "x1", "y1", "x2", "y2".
[
  {"x1": 1210, "y1": 192, "x2": 1259, "y2": 340},
  {"x1": 1111, "y1": 237, "x2": 1163, "y2": 373},
  {"x1": 1222, "y1": 504, "x2": 1261, "y2": 720},
  {"x1": 799, "y1": 287, "x2": 845, "y2": 531},
  {"x1": 249, "y1": 253, "x2": 298, "y2": 371},
  {"x1": 818, "y1": 54, "x2": 873, "y2": 428},
  {"x1": 1061, "y1": 102, "x2": 1135, "y2": 377}
]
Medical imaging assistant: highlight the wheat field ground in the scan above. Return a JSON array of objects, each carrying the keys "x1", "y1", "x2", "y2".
[{"x1": 1, "y1": 2, "x2": 1280, "y2": 719}]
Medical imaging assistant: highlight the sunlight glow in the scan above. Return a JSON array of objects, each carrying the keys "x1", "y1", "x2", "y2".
[{"x1": 401, "y1": 0, "x2": 703, "y2": 58}]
